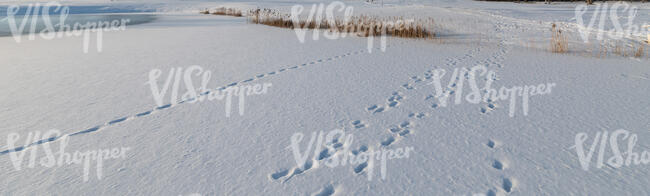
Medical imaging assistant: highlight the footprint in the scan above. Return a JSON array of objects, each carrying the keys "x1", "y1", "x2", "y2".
[
  {"x1": 303, "y1": 159, "x2": 313, "y2": 171},
  {"x1": 487, "y1": 140, "x2": 499, "y2": 149},
  {"x1": 481, "y1": 102, "x2": 497, "y2": 114},
  {"x1": 398, "y1": 129, "x2": 410, "y2": 136},
  {"x1": 332, "y1": 142, "x2": 343, "y2": 149},
  {"x1": 156, "y1": 104, "x2": 171, "y2": 110},
  {"x1": 503, "y1": 178, "x2": 515, "y2": 193},
  {"x1": 402, "y1": 84, "x2": 414, "y2": 90},
  {"x1": 284, "y1": 160, "x2": 314, "y2": 182},
  {"x1": 354, "y1": 162, "x2": 368, "y2": 174},
  {"x1": 399, "y1": 121, "x2": 411, "y2": 129},
  {"x1": 391, "y1": 92, "x2": 403, "y2": 98},
  {"x1": 389, "y1": 126, "x2": 401, "y2": 133},
  {"x1": 373, "y1": 107, "x2": 385, "y2": 114},
  {"x1": 351, "y1": 145, "x2": 368, "y2": 155},
  {"x1": 312, "y1": 184, "x2": 335, "y2": 196},
  {"x1": 381, "y1": 136, "x2": 395, "y2": 146},
  {"x1": 71, "y1": 126, "x2": 101, "y2": 136},
  {"x1": 388, "y1": 95, "x2": 402, "y2": 102},
  {"x1": 480, "y1": 107, "x2": 489, "y2": 114},
  {"x1": 367, "y1": 104, "x2": 385, "y2": 114},
  {"x1": 492, "y1": 159, "x2": 506, "y2": 170},
  {"x1": 270, "y1": 169, "x2": 289, "y2": 180},
  {"x1": 351, "y1": 120, "x2": 367, "y2": 129},
  {"x1": 317, "y1": 149, "x2": 331, "y2": 160},
  {"x1": 136, "y1": 110, "x2": 152, "y2": 117},
  {"x1": 108, "y1": 117, "x2": 128, "y2": 125},
  {"x1": 408, "y1": 113, "x2": 427, "y2": 119},
  {"x1": 36, "y1": 136, "x2": 58, "y2": 144}
]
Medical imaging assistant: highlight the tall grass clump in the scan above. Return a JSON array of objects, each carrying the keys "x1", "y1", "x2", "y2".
[
  {"x1": 211, "y1": 7, "x2": 243, "y2": 17},
  {"x1": 247, "y1": 9, "x2": 435, "y2": 39},
  {"x1": 550, "y1": 23, "x2": 568, "y2": 53},
  {"x1": 634, "y1": 44, "x2": 644, "y2": 58}
]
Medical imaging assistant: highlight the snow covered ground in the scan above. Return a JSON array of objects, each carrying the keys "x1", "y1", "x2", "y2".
[{"x1": 1, "y1": 0, "x2": 649, "y2": 195}]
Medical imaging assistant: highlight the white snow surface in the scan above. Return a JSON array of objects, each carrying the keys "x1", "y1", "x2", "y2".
[{"x1": 0, "y1": 0, "x2": 649, "y2": 195}]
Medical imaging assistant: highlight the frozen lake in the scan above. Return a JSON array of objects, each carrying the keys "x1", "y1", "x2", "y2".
[{"x1": 0, "y1": 5, "x2": 156, "y2": 37}]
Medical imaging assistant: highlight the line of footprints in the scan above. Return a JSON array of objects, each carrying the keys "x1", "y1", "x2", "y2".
[
  {"x1": 0, "y1": 46, "x2": 381, "y2": 156},
  {"x1": 478, "y1": 139, "x2": 517, "y2": 196},
  {"x1": 271, "y1": 41, "x2": 517, "y2": 195}
]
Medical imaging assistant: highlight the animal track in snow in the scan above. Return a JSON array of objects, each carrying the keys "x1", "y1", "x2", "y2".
[
  {"x1": 480, "y1": 99, "x2": 498, "y2": 114},
  {"x1": 264, "y1": 46, "x2": 398, "y2": 182},
  {"x1": 281, "y1": 159, "x2": 314, "y2": 182},
  {"x1": 351, "y1": 145, "x2": 368, "y2": 155},
  {"x1": 367, "y1": 104, "x2": 385, "y2": 114},
  {"x1": 351, "y1": 120, "x2": 367, "y2": 129},
  {"x1": 367, "y1": 92, "x2": 404, "y2": 114},
  {"x1": 408, "y1": 112, "x2": 428, "y2": 119},
  {"x1": 380, "y1": 136, "x2": 396, "y2": 146},
  {"x1": 399, "y1": 121, "x2": 411, "y2": 129},
  {"x1": 486, "y1": 140, "x2": 500, "y2": 149},
  {"x1": 0, "y1": 47, "x2": 381, "y2": 157},
  {"x1": 108, "y1": 117, "x2": 128, "y2": 125},
  {"x1": 311, "y1": 184, "x2": 336, "y2": 196},
  {"x1": 354, "y1": 47, "x2": 486, "y2": 153},
  {"x1": 502, "y1": 178, "x2": 515, "y2": 193},
  {"x1": 354, "y1": 162, "x2": 368, "y2": 174},
  {"x1": 270, "y1": 169, "x2": 289, "y2": 180},
  {"x1": 398, "y1": 129, "x2": 410, "y2": 136},
  {"x1": 492, "y1": 159, "x2": 507, "y2": 170},
  {"x1": 387, "y1": 92, "x2": 404, "y2": 107},
  {"x1": 386, "y1": 119, "x2": 414, "y2": 138}
]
